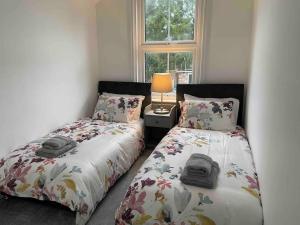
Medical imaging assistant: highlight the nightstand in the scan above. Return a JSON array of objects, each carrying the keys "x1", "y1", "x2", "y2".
[{"x1": 144, "y1": 104, "x2": 176, "y2": 148}]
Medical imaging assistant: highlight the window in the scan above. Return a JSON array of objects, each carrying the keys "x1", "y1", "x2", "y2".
[
  {"x1": 132, "y1": 0, "x2": 206, "y2": 91},
  {"x1": 144, "y1": 0, "x2": 196, "y2": 43},
  {"x1": 145, "y1": 52, "x2": 193, "y2": 84}
]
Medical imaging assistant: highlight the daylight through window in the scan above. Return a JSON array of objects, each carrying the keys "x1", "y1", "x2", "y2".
[{"x1": 133, "y1": 0, "x2": 205, "y2": 92}]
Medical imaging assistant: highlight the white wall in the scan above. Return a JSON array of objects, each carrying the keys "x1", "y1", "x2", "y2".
[
  {"x1": 247, "y1": 0, "x2": 300, "y2": 225},
  {"x1": 96, "y1": 0, "x2": 254, "y2": 84},
  {"x1": 202, "y1": 0, "x2": 254, "y2": 83},
  {"x1": 96, "y1": 0, "x2": 133, "y2": 81},
  {"x1": 0, "y1": 0, "x2": 98, "y2": 157}
]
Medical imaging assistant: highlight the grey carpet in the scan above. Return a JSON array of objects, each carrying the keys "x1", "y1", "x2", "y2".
[{"x1": 0, "y1": 149, "x2": 152, "y2": 225}]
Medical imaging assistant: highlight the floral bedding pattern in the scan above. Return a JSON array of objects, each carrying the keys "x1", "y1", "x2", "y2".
[
  {"x1": 93, "y1": 95, "x2": 144, "y2": 123},
  {"x1": 178, "y1": 100, "x2": 237, "y2": 131},
  {"x1": 0, "y1": 118, "x2": 144, "y2": 225},
  {"x1": 115, "y1": 126, "x2": 263, "y2": 225}
]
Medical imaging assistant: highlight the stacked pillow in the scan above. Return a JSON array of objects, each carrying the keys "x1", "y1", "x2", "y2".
[
  {"x1": 93, "y1": 93, "x2": 145, "y2": 123},
  {"x1": 178, "y1": 94, "x2": 240, "y2": 131}
]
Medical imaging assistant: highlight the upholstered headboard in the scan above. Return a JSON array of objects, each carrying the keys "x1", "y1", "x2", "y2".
[
  {"x1": 98, "y1": 81, "x2": 151, "y2": 117},
  {"x1": 177, "y1": 84, "x2": 244, "y2": 126}
]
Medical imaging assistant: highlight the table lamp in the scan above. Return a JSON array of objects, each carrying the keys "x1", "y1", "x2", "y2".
[{"x1": 151, "y1": 73, "x2": 173, "y2": 114}]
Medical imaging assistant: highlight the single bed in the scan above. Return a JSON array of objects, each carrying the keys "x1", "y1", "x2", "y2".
[
  {"x1": 0, "y1": 81, "x2": 151, "y2": 225},
  {"x1": 115, "y1": 84, "x2": 263, "y2": 225}
]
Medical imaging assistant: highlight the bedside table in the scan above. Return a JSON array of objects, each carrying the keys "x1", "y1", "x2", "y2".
[{"x1": 144, "y1": 104, "x2": 176, "y2": 148}]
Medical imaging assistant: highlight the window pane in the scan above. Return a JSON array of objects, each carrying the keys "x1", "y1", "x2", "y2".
[
  {"x1": 145, "y1": 52, "x2": 168, "y2": 82},
  {"x1": 169, "y1": 52, "x2": 193, "y2": 85},
  {"x1": 145, "y1": 52, "x2": 192, "y2": 85},
  {"x1": 144, "y1": 0, "x2": 196, "y2": 42},
  {"x1": 170, "y1": 0, "x2": 196, "y2": 41},
  {"x1": 145, "y1": 0, "x2": 169, "y2": 42}
]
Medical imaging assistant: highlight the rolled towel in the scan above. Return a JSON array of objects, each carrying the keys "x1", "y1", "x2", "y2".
[
  {"x1": 180, "y1": 164, "x2": 220, "y2": 189},
  {"x1": 186, "y1": 153, "x2": 218, "y2": 177},
  {"x1": 42, "y1": 136, "x2": 73, "y2": 150},
  {"x1": 36, "y1": 141, "x2": 77, "y2": 158}
]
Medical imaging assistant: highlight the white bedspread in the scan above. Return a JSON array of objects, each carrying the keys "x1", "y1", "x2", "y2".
[
  {"x1": 115, "y1": 126, "x2": 263, "y2": 225},
  {"x1": 0, "y1": 118, "x2": 144, "y2": 225}
]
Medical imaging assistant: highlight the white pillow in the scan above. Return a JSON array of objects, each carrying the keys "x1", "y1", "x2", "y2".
[
  {"x1": 184, "y1": 94, "x2": 240, "y2": 125},
  {"x1": 93, "y1": 95, "x2": 145, "y2": 123},
  {"x1": 178, "y1": 99, "x2": 237, "y2": 131},
  {"x1": 102, "y1": 92, "x2": 145, "y2": 99}
]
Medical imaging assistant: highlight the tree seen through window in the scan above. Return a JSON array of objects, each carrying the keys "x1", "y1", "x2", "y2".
[{"x1": 144, "y1": 0, "x2": 195, "y2": 86}]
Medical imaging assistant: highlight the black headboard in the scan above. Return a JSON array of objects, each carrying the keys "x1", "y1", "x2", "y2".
[
  {"x1": 98, "y1": 81, "x2": 151, "y2": 117},
  {"x1": 177, "y1": 84, "x2": 244, "y2": 126}
]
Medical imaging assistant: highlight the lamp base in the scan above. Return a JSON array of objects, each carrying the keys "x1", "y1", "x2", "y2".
[{"x1": 153, "y1": 108, "x2": 170, "y2": 114}]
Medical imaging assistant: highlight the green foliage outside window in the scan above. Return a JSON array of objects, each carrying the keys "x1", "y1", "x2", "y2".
[
  {"x1": 145, "y1": 0, "x2": 196, "y2": 42},
  {"x1": 144, "y1": 0, "x2": 195, "y2": 82}
]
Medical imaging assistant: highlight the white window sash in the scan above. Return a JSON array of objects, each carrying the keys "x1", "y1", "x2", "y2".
[
  {"x1": 140, "y1": 47, "x2": 197, "y2": 83},
  {"x1": 132, "y1": 0, "x2": 207, "y2": 84}
]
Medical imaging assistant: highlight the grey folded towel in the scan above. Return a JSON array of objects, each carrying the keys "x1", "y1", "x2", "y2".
[
  {"x1": 186, "y1": 153, "x2": 219, "y2": 177},
  {"x1": 42, "y1": 136, "x2": 73, "y2": 150},
  {"x1": 180, "y1": 165, "x2": 220, "y2": 189},
  {"x1": 36, "y1": 141, "x2": 76, "y2": 158}
]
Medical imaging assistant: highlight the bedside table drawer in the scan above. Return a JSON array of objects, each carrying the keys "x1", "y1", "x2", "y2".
[{"x1": 144, "y1": 115, "x2": 173, "y2": 128}]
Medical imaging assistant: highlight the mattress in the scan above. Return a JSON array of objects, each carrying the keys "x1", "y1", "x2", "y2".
[
  {"x1": 0, "y1": 118, "x2": 144, "y2": 225},
  {"x1": 115, "y1": 126, "x2": 263, "y2": 225}
]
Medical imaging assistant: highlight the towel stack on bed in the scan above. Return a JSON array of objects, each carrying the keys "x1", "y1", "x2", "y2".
[
  {"x1": 36, "y1": 136, "x2": 77, "y2": 158},
  {"x1": 180, "y1": 153, "x2": 220, "y2": 189}
]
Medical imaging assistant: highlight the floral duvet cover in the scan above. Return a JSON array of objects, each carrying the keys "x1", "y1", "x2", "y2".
[
  {"x1": 0, "y1": 118, "x2": 144, "y2": 225},
  {"x1": 115, "y1": 126, "x2": 263, "y2": 225}
]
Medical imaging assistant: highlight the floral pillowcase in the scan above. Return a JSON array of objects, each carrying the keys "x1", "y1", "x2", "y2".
[
  {"x1": 92, "y1": 95, "x2": 144, "y2": 123},
  {"x1": 178, "y1": 99, "x2": 237, "y2": 131}
]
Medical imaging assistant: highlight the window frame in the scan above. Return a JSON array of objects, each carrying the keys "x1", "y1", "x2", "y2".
[{"x1": 132, "y1": 0, "x2": 206, "y2": 84}]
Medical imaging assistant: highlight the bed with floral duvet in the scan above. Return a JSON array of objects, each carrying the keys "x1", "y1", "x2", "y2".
[
  {"x1": 115, "y1": 126, "x2": 263, "y2": 225},
  {"x1": 0, "y1": 118, "x2": 144, "y2": 225}
]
